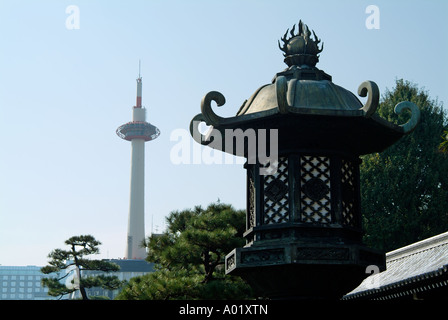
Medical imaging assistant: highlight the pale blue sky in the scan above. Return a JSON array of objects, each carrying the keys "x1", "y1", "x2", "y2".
[{"x1": 0, "y1": 0, "x2": 447, "y2": 266}]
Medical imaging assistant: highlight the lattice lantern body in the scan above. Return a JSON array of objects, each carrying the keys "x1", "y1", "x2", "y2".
[{"x1": 190, "y1": 20, "x2": 420, "y2": 299}]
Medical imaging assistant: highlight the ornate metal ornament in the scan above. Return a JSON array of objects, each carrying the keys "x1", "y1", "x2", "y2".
[
  {"x1": 265, "y1": 179, "x2": 288, "y2": 203},
  {"x1": 302, "y1": 178, "x2": 329, "y2": 201},
  {"x1": 278, "y1": 20, "x2": 323, "y2": 67}
]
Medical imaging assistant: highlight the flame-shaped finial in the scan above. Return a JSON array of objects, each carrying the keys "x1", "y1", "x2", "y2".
[{"x1": 278, "y1": 20, "x2": 324, "y2": 67}]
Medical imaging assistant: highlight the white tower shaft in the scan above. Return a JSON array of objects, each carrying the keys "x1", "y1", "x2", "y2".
[{"x1": 127, "y1": 136, "x2": 147, "y2": 259}]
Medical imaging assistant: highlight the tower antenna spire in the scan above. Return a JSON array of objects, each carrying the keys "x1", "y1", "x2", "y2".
[
  {"x1": 136, "y1": 60, "x2": 142, "y2": 108},
  {"x1": 138, "y1": 60, "x2": 141, "y2": 78}
]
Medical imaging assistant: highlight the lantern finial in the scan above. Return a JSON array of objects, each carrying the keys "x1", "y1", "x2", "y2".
[{"x1": 278, "y1": 20, "x2": 323, "y2": 67}]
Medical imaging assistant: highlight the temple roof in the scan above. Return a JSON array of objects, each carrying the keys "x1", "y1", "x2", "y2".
[{"x1": 343, "y1": 231, "x2": 448, "y2": 300}]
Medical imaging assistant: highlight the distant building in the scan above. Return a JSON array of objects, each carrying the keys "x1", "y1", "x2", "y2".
[
  {"x1": 68, "y1": 259, "x2": 154, "y2": 299},
  {"x1": 0, "y1": 265, "x2": 61, "y2": 300}
]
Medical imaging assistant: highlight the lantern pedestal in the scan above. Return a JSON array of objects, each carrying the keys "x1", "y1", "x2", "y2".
[{"x1": 226, "y1": 241, "x2": 384, "y2": 299}]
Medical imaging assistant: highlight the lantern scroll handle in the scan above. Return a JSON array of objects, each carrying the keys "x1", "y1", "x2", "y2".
[
  {"x1": 394, "y1": 101, "x2": 420, "y2": 133},
  {"x1": 358, "y1": 81, "x2": 379, "y2": 117},
  {"x1": 201, "y1": 91, "x2": 227, "y2": 126}
]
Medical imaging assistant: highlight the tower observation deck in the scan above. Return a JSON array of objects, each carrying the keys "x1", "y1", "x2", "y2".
[
  {"x1": 116, "y1": 77, "x2": 160, "y2": 142},
  {"x1": 116, "y1": 72, "x2": 160, "y2": 260}
]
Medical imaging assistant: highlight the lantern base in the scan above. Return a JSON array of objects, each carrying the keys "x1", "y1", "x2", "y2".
[{"x1": 225, "y1": 242, "x2": 385, "y2": 299}]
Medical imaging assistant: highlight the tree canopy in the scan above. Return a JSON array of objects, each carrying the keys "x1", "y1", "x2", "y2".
[
  {"x1": 440, "y1": 130, "x2": 448, "y2": 153},
  {"x1": 361, "y1": 79, "x2": 448, "y2": 252},
  {"x1": 41, "y1": 235, "x2": 123, "y2": 300},
  {"x1": 116, "y1": 202, "x2": 253, "y2": 300}
]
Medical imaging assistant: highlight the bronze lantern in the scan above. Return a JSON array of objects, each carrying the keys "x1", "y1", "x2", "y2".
[{"x1": 190, "y1": 20, "x2": 420, "y2": 299}]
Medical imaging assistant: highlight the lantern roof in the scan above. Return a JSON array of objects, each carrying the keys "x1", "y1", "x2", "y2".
[{"x1": 190, "y1": 20, "x2": 420, "y2": 156}]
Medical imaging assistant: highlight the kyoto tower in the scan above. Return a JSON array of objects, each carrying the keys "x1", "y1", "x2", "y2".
[{"x1": 116, "y1": 65, "x2": 160, "y2": 259}]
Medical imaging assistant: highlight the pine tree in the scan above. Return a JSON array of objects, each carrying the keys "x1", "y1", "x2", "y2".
[
  {"x1": 41, "y1": 235, "x2": 123, "y2": 300},
  {"x1": 116, "y1": 202, "x2": 253, "y2": 300},
  {"x1": 361, "y1": 79, "x2": 448, "y2": 252}
]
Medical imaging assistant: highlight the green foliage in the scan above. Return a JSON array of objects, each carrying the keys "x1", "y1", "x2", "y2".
[
  {"x1": 116, "y1": 202, "x2": 253, "y2": 300},
  {"x1": 41, "y1": 235, "x2": 124, "y2": 300},
  {"x1": 440, "y1": 130, "x2": 448, "y2": 153},
  {"x1": 41, "y1": 277, "x2": 72, "y2": 297},
  {"x1": 361, "y1": 79, "x2": 448, "y2": 252}
]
